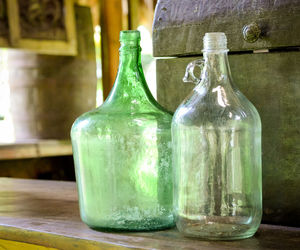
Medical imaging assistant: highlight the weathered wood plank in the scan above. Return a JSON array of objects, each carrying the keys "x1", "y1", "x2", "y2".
[
  {"x1": 156, "y1": 51, "x2": 300, "y2": 226},
  {"x1": 0, "y1": 140, "x2": 72, "y2": 160},
  {"x1": 153, "y1": 0, "x2": 300, "y2": 56},
  {"x1": 0, "y1": 178, "x2": 299, "y2": 250},
  {"x1": 0, "y1": 239, "x2": 58, "y2": 250}
]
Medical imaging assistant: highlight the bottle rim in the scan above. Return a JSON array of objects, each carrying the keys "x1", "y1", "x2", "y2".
[
  {"x1": 120, "y1": 30, "x2": 141, "y2": 41},
  {"x1": 203, "y1": 32, "x2": 228, "y2": 52}
]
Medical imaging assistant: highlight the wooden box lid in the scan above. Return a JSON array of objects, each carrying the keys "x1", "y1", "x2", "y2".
[{"x1": 153, "y1": 0, "x2": 300, "y2": 57}]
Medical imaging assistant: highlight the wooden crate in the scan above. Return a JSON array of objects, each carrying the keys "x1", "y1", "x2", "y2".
[{"x1": 154, "y1": 0, "x2": 300, "y2": 226}]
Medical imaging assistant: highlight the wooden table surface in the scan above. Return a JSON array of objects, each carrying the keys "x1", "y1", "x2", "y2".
[{"x1": 0, "y1": 178, "x2": 299, "y2": 250}]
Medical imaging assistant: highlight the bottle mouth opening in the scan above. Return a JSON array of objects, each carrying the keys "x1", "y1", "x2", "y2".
[
  {"x1": 202, "y1": 32, "x2": 228, "y2": 51},
  {"x1": 120, "y1": 30, "x2": 141, "y2": 41}
]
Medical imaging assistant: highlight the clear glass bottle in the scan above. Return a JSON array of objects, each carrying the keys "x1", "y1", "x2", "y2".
[
  {"x1": 172, "y1": 33, "x2": 262, "y2": 240},
  {"x1": 71, "y1": 30, "x2": 174, "y2": 231}
]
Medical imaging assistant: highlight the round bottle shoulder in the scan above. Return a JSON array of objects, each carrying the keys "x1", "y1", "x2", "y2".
[
  {"x1": 71, "y1": 106, "x2": 173, "y2": 134},
  {"x1": 173, "y1": 90, "x2": 261, "y2": 128}
]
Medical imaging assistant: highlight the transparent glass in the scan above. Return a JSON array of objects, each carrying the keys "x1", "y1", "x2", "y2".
[
  {"x1": 172, "y1": 33, "x2": 262, "y2": 240},
  {"x1": 71, "y1": 30, "x2": 174, "y2": 231}
]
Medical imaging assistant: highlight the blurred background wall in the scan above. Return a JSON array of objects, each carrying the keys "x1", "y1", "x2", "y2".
[{"x1": 0, "y1": 0, "x2": 158, "y2": 180}]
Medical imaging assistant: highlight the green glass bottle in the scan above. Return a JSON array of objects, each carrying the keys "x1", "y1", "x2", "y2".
[{"x1": 71, "y1": 30, "x2": 174, "y2": 231}]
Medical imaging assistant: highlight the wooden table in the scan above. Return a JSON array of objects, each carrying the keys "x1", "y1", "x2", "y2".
[{"x1": 0, "y1": 178, "x2": 299, "y2": 250}]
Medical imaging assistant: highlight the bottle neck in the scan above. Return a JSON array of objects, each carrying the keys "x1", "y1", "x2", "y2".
[
  {"x1": 104, "y1": 42, "x2": 154, "y2": 109},
  {"x1": 202, "y1": 49, "x2": 232, "y2": 87},
  {"x1": 118, "y1": 45, "x2": 142, "y2": 71}
]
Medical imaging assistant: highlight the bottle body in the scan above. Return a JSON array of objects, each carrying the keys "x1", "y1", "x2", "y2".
[
  {"x1": 172, "y1": 33, "x2": 262, "y2": 239},
  {"x1": 72, "y1": 109, "x2": 173, "y2": 231},
  {"x1": 71, "y1": 30, "x2": 174, "y2": 231}
]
